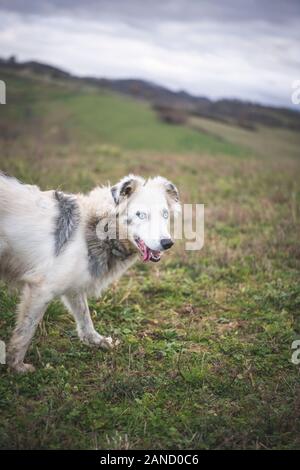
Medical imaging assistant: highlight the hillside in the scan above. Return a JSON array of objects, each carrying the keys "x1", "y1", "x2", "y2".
[
  {"x1": 1, "y1": 61, "x2": 300, "y2": 169},
  {"x1": 2, "y1": 57, "x2": 300, "y2": 133}
]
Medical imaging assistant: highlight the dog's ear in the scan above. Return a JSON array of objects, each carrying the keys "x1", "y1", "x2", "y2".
[
  {"x1": 111, "y1": 175, "x2": 145, "y2": 205},
  {"x1": 153, "y1": 176, "x2": 181, "y2": 214}
]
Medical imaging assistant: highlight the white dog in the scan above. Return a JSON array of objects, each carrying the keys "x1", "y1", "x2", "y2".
[{"x1": 0, "y1": 172, "x2": 180, "y2": 372}]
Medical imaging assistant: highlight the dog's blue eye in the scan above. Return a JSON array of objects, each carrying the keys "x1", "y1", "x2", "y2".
[
  {"x1": 163, "y1": 209, "x2": 169, "y2": 219},
  {"x1": 136, "y1": 211, "x2": 147, "y2": 220}
]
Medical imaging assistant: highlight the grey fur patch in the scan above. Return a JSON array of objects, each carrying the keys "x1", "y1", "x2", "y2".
[
  {"x1": 54, "y1": 191, "x2": 80, "y2": 256},
  {"x1": 165, "y1": 181, "x2": 179, "y2": 202},
  {"x1": 111, "y1": 186, "x2": 118, "y2": 204},
  {"x1": 86, "y1": 215, "x2": 135, "y2": 278},
  {"x1": 111, "y1": 177, "x2": 141, "y2": 205},
  {"x1": 120, "y1": 180, "x2": 133, "y2": 198}
]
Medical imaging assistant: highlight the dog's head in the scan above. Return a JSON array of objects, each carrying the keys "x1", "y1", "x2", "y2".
[{"x1": 111, "y1": 175, "x2": 181, "y2": 262}]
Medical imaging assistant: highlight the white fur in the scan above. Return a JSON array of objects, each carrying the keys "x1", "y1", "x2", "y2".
[{"x1": 0, "y1": 173, "x2": 180, "y2": 372}]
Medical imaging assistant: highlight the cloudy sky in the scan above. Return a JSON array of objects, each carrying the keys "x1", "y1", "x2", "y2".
[{"x1": 0, "y1": 0, "x2": 299, "y2": 107}]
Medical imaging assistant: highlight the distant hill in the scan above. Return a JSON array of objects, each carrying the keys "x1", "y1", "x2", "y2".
[{"x1": 1, "y1": 56, "x2": 300, "y2": 131}]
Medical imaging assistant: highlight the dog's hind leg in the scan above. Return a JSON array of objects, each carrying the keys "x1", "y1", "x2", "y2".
[
  {"x1": 0, "y1": 235, "x2": 7, "y2": 257},
  {"x1": 61, "y1": 292, "x2": 114, "y2": 350},
  {"x1": 7, "y1": 284, "x2": 52, "y2": 373}
]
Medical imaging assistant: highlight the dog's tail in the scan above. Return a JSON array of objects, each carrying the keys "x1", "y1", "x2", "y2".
[{"x1": 0, "y1": 171, "x2": 41, "y2": 216}]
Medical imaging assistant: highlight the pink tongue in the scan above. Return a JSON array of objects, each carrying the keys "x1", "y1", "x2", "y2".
[
  {"x1": 143, "y1": 246, "x2": 150, "y2": 262},
  {"x1": 138, "y1": 240, "x2": 152, "y2": 262}
]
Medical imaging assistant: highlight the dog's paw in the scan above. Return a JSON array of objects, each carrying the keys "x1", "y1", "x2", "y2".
[
  {"x1": 100, "y1": 336, "x2": 121, "y2": 350},
  {"x1": 98, "y1": 335, "x2": 114, "y2": 350},
  {"x1": 81, "y1": 332, "x2": 119, "y2": 350},
  {"x1": 11, "y1": 362, "x2": 36, "y2": 373}
]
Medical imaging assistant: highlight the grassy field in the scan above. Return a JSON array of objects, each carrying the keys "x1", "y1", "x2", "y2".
[{"x1": 0, "y1": 71, "x2": 300, "y2": 449}]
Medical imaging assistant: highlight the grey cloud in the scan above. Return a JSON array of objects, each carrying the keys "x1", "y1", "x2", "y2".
[
  {"x1": 0, "y1": 1, "x2": 299, "y2": 108},
  {"x1": 1, "y1": 0, "x2": 300, "y2": 24}
]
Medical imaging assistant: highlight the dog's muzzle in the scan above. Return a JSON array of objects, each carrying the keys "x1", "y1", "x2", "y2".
[{"x1": 134, "y1": 238, "x2": 162, "y2": 263}]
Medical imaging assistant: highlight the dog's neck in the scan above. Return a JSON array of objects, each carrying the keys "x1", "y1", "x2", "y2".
[{"x1": 85, "y1": 213, "x2": 136, "y2": 278}]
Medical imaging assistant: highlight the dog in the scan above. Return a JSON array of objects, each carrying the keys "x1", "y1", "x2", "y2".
[{"x1": 0, "y1": 172, "x2": 180, "y2": 372}]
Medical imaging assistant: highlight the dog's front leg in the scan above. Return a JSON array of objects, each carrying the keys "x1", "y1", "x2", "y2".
[
  {"x1": 8, "y1": 284, "x2": 52, "y2": 373},
  {"x1": 61, "y1": 293, "x2": 114, "y2": 350}
]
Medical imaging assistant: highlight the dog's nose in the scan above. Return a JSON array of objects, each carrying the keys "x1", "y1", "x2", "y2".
[{"x1": 160, "y1": 238, "x2": 174, "y2": 250}]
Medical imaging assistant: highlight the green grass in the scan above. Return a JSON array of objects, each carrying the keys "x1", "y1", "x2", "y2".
[
  {"x1": 189, "y1": 115, "x2": 300, "y2": 161},
  {"x1": 1, "y1": 71, "x2": 247, "y2": 156},
  {"x1": 0, "y1": 70, "x2": 300, "y2": 449}
]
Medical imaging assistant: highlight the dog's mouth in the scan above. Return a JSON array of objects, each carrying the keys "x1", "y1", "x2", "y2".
[{"x1": 134, "y1": 238, "x2": 161, "y2": 263}]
